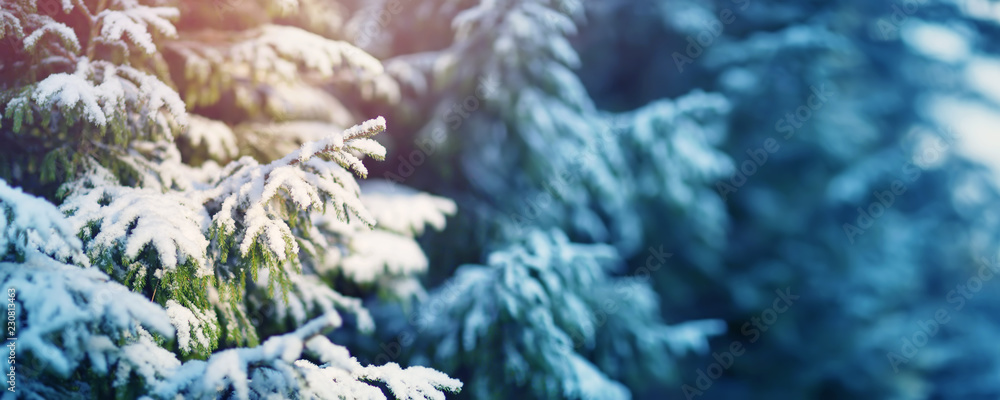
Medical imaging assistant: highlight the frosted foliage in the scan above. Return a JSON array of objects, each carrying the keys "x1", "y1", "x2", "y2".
[
  {"x1": 300, "y1": 333, "x2": 463, "y2": 400},
  {"x1": 412, "y1": 0, "x2": 655, "y2": 253},
  {"x1": 589, "y1": 279, "x2": 725, "y2": 384},
  {"x1": 0, "y1": 0, "x2": 466, "y2": 397},
  {"x1": 625, "y1": 93, "x2": 732, "y2": 183},
  {"x1": 7, "y1": 0, "x2": 178, "y2": 57},
  {"x1": 264, "y1": 270, "x2": 374, "y2": 331},
  {"x1": 418, "y1": 230, "x2": 723, "y2": 399},
  {"x1": 416, "y1": 229, "x2": 630, "y2": 399},
  {"x1": 360, "y1": 181, "x2": 458, "y2": 236},
  {"x1": 0, "y1": 179, "x2": 85, "y2": 264},
  {"x1": 165, "y1": 300, "x2": 217, "y2": 355},
  {"x1": 229, "y1": 24, "x2": 383, "y2": 82},
  {"x1": 22, "y1": 16, "x2": 79, "y2": 52},
  {"x1": 96, "y1": 5, "x2": 179, "y2": 55},
  {"x1": 0, "y1": 9, "x2": 24, "y2": 41},
  {"x1": 617, "y1": 92, "x2": 734, "y2": 246},
  {"x1": 308, "y1": 181, "x2": 454, "y2": 286},
  {"x1": 341, "y1": 230, "x2": 428, "y2": 283},
  {"x1": 150, "y1": 316, "x2": 460, "y2": 399},
  {"x1": 28, "y1": 69, "x2": 111, "y2": 126},
  {"x1": 184, "y1": 115, "x2": 239, "y2": 160},
  {"x1": 5, "y1": 60, "x2": 187, "y2": 133},
  {"x1": 171, "y1": 28, "x2": 392, "y2": 114},
  {"x1": 0, "y1": 255, "x2": 174, "y2": 378},
  {"x1": 1, "y1": 281, "x2": 453, "y2": 398},
  {"x1": 410, "y1": 0, "x2": 736, "y2": 262},
  {"x1": 126, "y1": 139, "x2": 232, "y2": 193},
  {"x1": 114, "y1": 329, "x2": 181, "y2": 391},
  {"x1": 353, "y1": 363, "x2": 463, "y2": 400},
  {"x1": 451, "y1": 0, "x2": 580, "y2": 80},
  {"x1": 61, "y1": 166, "x2": 212, "y2": 274},
  {"x1": 205, "y1": 117, "x2": 386, "y2": 262}
]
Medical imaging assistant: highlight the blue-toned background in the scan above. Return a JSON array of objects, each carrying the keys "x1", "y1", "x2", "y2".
[{"x1": 351, "y1": 0, "x2": 1000, "y2": 398}]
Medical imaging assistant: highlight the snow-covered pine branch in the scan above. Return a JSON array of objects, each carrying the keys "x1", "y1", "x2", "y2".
[
  {"x1": 4, "y1": 170, "x2": 461, "y2": 394},
  {"x1": 3, "y1": 60, "x2": 187, "y2": 144},
  {"x1": 414, "y1": 229, "x2": 630, "y2": 399},
  {"x1": 150, "y1": 314, "x2": 461, "y2": 400},
  {"x1": 0, "y1": 178, "x2": 85, "y2": 264},
  {"x1": 386, "y1": 0, "x2": 651, "y2": 253},
  {"x1": 94, "y1": 4, "x2": 179, "y2": 56},
  {"x1": 304, "y1": 181, "x2": 456, "y2": 287},
  {"x1": 413, "y1": 229, "x2": 724, "y2": 399},
  {"x1": 0, "y1": 0, "x2": 192, "y2": 198},
  {"x1": 0, "y1": 0, "x2": 469, "y2": 397},
  {"x1": 0, "y1": 8, "x2": 25, "y2": 42},
  {"x1": 167, "y1": 24, "x2": 392, "y2": 112},
  {"x1": 614, "y1": 92, "x2": 735, "y2": 257},
  {"x1": 181, "y1": 115, "x2": 240, "y2": 162},
  {"x1": 261, "y1": 270, "x2": 375, "y2": 333},
  {"x1": 200, "y1": 117, "x2": 386, "y2": 308},
  {"x1": 1, "y1": 2, "x2": 77, "y2": 64},
  {"x1": 57, "y1": 164, "x2": 221, "y2": 357},
  {"x1": 22, "y1": 14, "x2": 79, "y2": 53},
  {"x1": 0, "y1": 180, "x2": 182, "y2": 396},
  {"x1": 61, "y1": 164, "x2": 211, "y2": 275},
  {"x1": 358, "y1": 181, "x2": 458, "y2": 237},
  {"x1": 2, "y1": 256, "x2": 178, "y2": 397}
]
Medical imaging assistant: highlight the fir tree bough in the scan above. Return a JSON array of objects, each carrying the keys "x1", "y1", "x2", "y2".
[{"x1": 0, "y1": 0, "x2": 462, "y2": 398}]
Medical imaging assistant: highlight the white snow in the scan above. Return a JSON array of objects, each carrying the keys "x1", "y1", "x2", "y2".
[
  {"x1": 901, "y1": 20, "x2": 971, "y2": 64},
  {"x1": 0, "y1": 179, "x2": 85, "y2": 264},
  {"x1": 61, "y1": 166, "x2": 212, "y2": 275},
  {"x1": 165, "y1": 300, "x2": 217, "y2": 355},
  {"x1": 96, "y1": 6, "x2": 178, "y2": 55},
  {"x1": 22, "y1": 18, "x2": 79, "y2": 52},
  {"x1": 184, "y1": 115, "x2": 240, "y2": 160}
]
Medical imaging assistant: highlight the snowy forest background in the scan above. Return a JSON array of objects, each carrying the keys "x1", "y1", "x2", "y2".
[{"x1": 3, "y1": 0, "x2": 1000, "y2": 398}]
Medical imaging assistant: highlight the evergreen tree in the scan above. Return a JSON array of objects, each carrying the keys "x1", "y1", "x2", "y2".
[
  {"x1": 572, "y1": 0, "x2": 1000, "y2": 398},
  {"x1": 1, "y1": 0, "x2": 460, "y2": 397},
  {"x1": 342, "y1": 0, "x2": 733, "y2": 398},
  {"x1": 7, "y1": 0, "x2": 1000, "y2": 399}
]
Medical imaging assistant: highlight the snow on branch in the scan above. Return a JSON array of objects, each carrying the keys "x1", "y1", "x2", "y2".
[
  {"x1": 169, "y1": 24, "x2": 384, "y2": 101},
  {"x1": 0, "y1": 179, "x2": 85, "y2": 265},
  {"x1": 150, "y1": 314, "x2": 460, "y2": 399},
  {"x1": 60, "y1": 164, "x2": 212, "y2": 276},
  {"x1": 415, "y1": 229, "x2": 721, "y2": 399},
  {"x1": 231, "y1": 24, "x2": 383, "y2": 79},
  {"x1": 0, "y1": 255, "x2": 174, "y2": 379},
  {"x1": 258, "y1": 267, "x2": 375, "y2": 332},
  {"x1": 202, "y1": 117, "x2": 386, "y2": 289},
  {"x1": 0, "y1": 9, "x2": 25, "y2": 41},
  {"x1": 358, "y1": 181, "x2": 457, "y2": 236},
  {"x1": 22, "y1": 14, "x2": 79, "y2": 53},
  {"x1": 305, "y1": 181, "x2": 455, "y2": 285},
  {"x1": 338, "y1": 230, "x2": 429, "y2": 284},
  {"x1": 95, "y1": 5, "x2": 179, "y2": 55},
  {"x1": 164, "y1": 299, "x2": 219, "y2": 357},
  {"x1": 3, "y1": 60, "x2": 187, "y2": 138},
  {"x1": 182, "y1": 115, "x2": 240, "y2": 161},
  {"x1": 414, "y1": 229, "x2": 627, "y2": 398}
]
